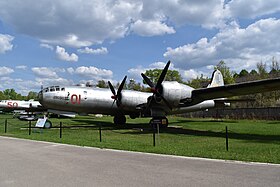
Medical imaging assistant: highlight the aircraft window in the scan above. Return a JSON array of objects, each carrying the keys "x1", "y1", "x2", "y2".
[
  {"x1": 43, "y1": 88, "x2": 49, "y2": 92},
  {"x1": 61, "y1": 88, "x2": 65, "y2": 91},
  {"x1": 50, "y1": 87, "x2": 55, "y2": 92},
  {"x1": 56, "y1": 87, "x2": 60, "y2": 91}
]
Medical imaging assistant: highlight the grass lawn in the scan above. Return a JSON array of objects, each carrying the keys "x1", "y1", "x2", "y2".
[{"x1": 0, "y1": 114, "x2": 279, "y2": 164}]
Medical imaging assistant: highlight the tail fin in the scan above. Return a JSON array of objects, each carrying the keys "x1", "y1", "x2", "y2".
[{"x1": 207, "y1": 70, "x2": 224, "y2": 88}]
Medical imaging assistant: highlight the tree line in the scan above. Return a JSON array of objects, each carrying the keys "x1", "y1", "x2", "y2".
[{"x1": 0, "y1": 89, "x2": 38, "y2": 100}]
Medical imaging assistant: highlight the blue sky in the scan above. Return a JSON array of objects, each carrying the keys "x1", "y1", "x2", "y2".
[{"x1": 1, "y1": 0, "x2": 280, "y2": 95}]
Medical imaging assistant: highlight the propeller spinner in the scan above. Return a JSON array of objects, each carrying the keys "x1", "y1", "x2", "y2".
[{"x1": 108, "y1": 76, "x2": 127, "y2": 107}]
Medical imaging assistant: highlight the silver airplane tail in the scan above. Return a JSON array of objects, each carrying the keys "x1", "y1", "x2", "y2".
[{"x1": 207, "y1": 70, "x2": 224, "y2": 88}]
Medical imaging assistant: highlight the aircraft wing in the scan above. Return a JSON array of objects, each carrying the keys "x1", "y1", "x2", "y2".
[{"x1": 181, "y1": 77, "x2": 280, "y2": 106}]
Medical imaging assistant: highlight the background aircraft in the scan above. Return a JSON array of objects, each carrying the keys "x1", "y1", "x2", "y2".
[
  {"x1": 38, "y1": 61, "x2": 280, "y2": 128},
  {"x1": 0, "y1": 99, "x2": 44, "y2": 112},
  {"x1": 0, "y1": 99, "x2": 45, "y2": 120}
]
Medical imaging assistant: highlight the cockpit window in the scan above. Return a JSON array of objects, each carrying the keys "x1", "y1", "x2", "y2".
[
  {"x1": 61, "y1": 88, "x2": 65, "y2": 91},
  {"x1": 50, "y1": 86, "x2": 55, "y2": 92},
  {"x1": 55, "y1": 87, "x2": 60, "y2": 91},
  {"x1": 43, "y1": 88, "x2": 49, "y2": 92}
]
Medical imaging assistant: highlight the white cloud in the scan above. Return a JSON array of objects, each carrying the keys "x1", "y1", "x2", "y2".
[
  {"x1": 164, "y1": 18, "x2": 280, "y2": 72},
  {"x1": 0, "y1": 66, "x2": 14, "y2": 76},
  {"x1": 127, "y1": 66, "x2": 146, "y2": 80},
  {"x1": 15, "y1": 65, "x2": 27, "y2": 70},
  {"x1": 0, "y1": 0, "x2": 229, "y2": 48},
  {"x1": 32, "y1": 67, "x2": 59, "y2": 78},
  {"x1": 127, "y1": 62, "x2": 175, "y2": 82},
  {"x1": 78, "y1": 47, "x2": 108, "y2": 55},
  {"x1": 40, "y1": 43, "x2": 54, "y2": 50},
  {"x1": 131, "y1": 20, "x2": 175, "y2": 36},
  {"x1": 0, "y1": 34, "x2": 14, "y2": 54},
  {"x1": 35, "y1": 77, "x2": 73, "y2": 87},
  {"x1": 69, "y1": 66, "x2": 113, "y2": 81},
  {"x1": 226, "y1": 0, "x2": 280, "y2": 19},
  {"x1": 0, "y1": 1, "x2": 142, "y2": 47},
  {"x1": 139, "y1": 0, "x2": 227, "y2": 29},
  {"x1": 56, "y1": 46, "x2": 78, "y2": 62}
]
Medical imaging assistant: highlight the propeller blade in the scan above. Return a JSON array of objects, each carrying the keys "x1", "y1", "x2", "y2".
[
  {"x1": 156, "y1": 60, "x2": 170, "y2": 88},
  {"x1": 141, "y1": 73, "x2": 155, "y2": 88},
  {"x1": 111, "y1": 99, "x2": 116, "y2": 109},
  {"x1": 117, "y1": 76, "x2": 127, "y2": 95},
  {"x1": 108, "y1": 81, "x2": 116, "y2": 96}
]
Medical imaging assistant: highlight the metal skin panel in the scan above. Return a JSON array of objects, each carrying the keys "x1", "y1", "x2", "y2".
[
  {"x1": 161, "y1": 82, "x2": 193, "y2": 106},
  {"x1": 38, "y1": 81, "x2": 205, "y2": 118},
  {"x1": 172, "y1": 100, "x2": 215, "y2": 114},
  {"x1": 39, "y1": 86, "x2": 153, "y2": 116}
]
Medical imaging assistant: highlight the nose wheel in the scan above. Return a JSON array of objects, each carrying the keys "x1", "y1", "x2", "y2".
[{"x1": 113, "y1": 115, "x2": 126, "y2": 125}]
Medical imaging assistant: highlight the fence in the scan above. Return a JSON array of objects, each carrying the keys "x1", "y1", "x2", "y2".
[{"x1": 180, "y1": 107, "x2": 280, "y2": 120}]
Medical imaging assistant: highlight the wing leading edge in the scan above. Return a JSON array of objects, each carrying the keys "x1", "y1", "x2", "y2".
[{"x1": 181, "y1": 77, "x2": 280, "y2": 106}]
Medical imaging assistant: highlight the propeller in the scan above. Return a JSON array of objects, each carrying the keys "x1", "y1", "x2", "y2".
[
  {"x1": 108, "y1": 76, "x2": 127, "y2": 107},
  {"x1": 141, "y1": 61, "x2": 172, "y2": 110}
]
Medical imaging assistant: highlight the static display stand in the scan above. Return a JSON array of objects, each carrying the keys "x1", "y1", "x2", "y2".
[
  {"x1": 60, "y1": 122, "x2": 62, "y2": 139},
  {"x1": 226, "y1": 126, "x2": 229, "y2": 151},
  {"x1": 99, "y1": 124, "x2": 102, "y2": 142},
  {"x1": 29, "y1": 121, "x2": 31, "y2": 135},
  {"x1": 4, "y1": 119, "x2": 7, "y2": 133},
  {"x1": 35, "y1": 118, "x2": 47, "y2": 128}
]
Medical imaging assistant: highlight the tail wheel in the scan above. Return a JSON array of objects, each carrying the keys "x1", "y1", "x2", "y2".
[{"x1": 113, "y1": 115, "x2": 126, "y2": 125}]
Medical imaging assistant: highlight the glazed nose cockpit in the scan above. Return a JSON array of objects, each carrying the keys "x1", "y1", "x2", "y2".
[{"x1": 38, "y1": 86, "x2": 65, "y2": 105}]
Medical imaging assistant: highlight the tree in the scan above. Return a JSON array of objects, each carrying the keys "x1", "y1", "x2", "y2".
[
  {"x1": 27, "y1": 91, "x2": 38, "y2": 100},
  {"x1": 96, "y1": 80, "x2": 109, "y2": 88},
  {"x1": 3, "y1": 89, "x2": 21, "y2": 99},
  {"x1": 187, "y1": 74, "x2": 210, "y2": 88},
  {"x1": 215, "y1": 60, "x2": 235, "y2": 84},
  {"x1": 127, "y1": 79, "x2": 142, "y2": 91},
  {"x1": 0, "y1": 91, "x2": 7, "y2": 100},
  {"x1": 239, "y1": 69, "x2": 249, "y2": 77},
  {"x1": 257, "y1": 61, "x2": 268, "y2": 79},
  {"x1": 143, "y1": 69, "x2": 183, "y2": 85}
]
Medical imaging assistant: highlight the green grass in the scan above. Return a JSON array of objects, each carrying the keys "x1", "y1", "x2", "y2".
[{"x1": 0, "y1": 114, "x2": 279, "y2": 164}]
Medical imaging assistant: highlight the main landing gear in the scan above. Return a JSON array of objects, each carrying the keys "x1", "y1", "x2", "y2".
[
  {"x1": 149, "y1": 117, "x2": 168, "y2": 129},
  {"x1": 113, "y1": 115, "x2": 126, "y2": 125}
]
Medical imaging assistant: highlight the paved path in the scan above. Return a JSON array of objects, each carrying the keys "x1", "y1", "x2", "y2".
[{"x1": 0, "y1": 136, "x2": 279, "y2": 187}]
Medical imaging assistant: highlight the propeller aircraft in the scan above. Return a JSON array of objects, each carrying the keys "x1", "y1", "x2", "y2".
[{"x1": 38, "y1": 61, "x2": 280, "y2": 128}]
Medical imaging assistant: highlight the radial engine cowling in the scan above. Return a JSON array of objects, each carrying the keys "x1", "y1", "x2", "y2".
[{"x1": 161, "y1": 81, "x2": 193, "y2": 107}]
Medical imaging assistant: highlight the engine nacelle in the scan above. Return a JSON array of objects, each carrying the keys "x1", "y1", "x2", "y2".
[{"x1": 161, "y1": 82, "x2": 193, "y2": 107}]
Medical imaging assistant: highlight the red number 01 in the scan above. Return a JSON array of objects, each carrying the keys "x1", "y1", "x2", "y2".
[{"x1": 71, "y1": 94, "x2": 81, "y2": 104}]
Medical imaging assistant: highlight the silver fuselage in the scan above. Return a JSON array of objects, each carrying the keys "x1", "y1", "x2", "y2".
[{"x1": 38, "y1": 82, "x2": 217, "y2": 117}]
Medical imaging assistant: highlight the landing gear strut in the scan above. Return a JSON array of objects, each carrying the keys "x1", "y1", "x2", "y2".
[
  {"x1": 149, "y1": 117, "x2": 168, "y2": 129},
  {"x1": 113, "y1": 115, "x2": 126, "y2": 125}
]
